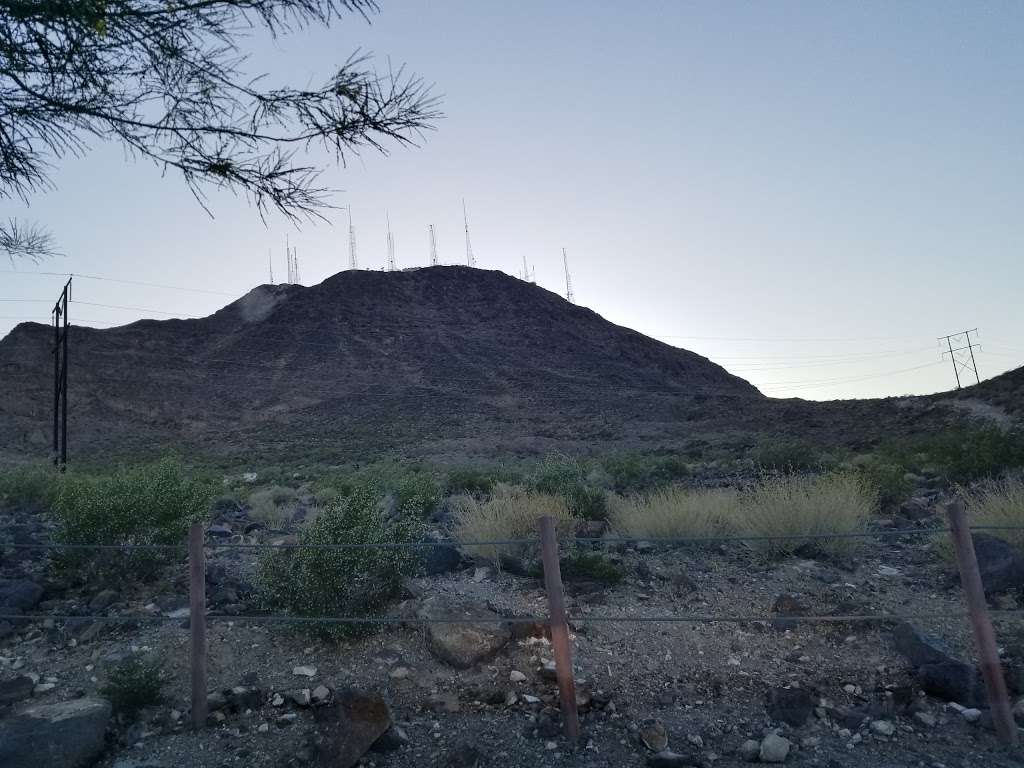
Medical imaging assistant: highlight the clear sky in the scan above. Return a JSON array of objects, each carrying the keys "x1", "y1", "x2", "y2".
[{"x1": 3, "y1": 1, "x2": 1023, "y2": 400}]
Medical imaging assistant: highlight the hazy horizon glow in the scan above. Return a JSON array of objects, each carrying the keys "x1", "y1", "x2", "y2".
[{"x1": 2, "y1": 2, "x2": 1023, "y2": 401}]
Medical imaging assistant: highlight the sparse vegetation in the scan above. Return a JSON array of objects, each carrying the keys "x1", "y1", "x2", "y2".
[
  {"x1": 452, "y1": 484, "x2": 576, "y2": 564},
  {"x1": 960, "y1": 476, "x2": 1024, "y2": 550},
  {"x1": 601, "y1": 453, "x2": 690, "y2": 494},
  {"x1": 559, "y1": 550, "x2": 624, "y2": 586},
  {"x1": 0, "y1": 463, "x2": 60, "y2": 510},
  {"x1": 532, "y1": 454, "x2": 608, "y2": 521},
  {"x1": 736, "y1": 472, "x2": 877, "y2": 561},
  {"x1": 258, "y1": 483, "x2": 425, "y2": 638},
  {"x1": 445, "y1": 467, "x2": 503, "y2": 496},
  {"x1": 247, "y1": 485, "x2": 297, "y2": 528},
  {"x1": 609, "y1": 487, "x2": 739, "y2": 540},
  {"x1": 875, "y1": 425, "x2": 1024, "y2": 486},
  {"x1": 101, "y1": 656, "x2": 165, "y2": 719},
  {"x1": 751, "y1": 439, "x2": 825, "y2": 472},
  {"x1": 52, "y1": 457, "x2": 214, "y2": 578}
]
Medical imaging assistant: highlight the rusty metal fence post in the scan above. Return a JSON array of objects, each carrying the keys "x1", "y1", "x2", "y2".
[
  {"x1": 188, "y1": 522, "x2": 207, "y2": 731},
  {"x1": 537, "y1": 515, "x2": 580, "y2": 743},
  {"x1": 944, "y1": 500, "x2": 1019, "y2": 746}
]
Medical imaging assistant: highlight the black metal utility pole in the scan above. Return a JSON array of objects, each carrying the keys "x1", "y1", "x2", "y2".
[{"x1": 52, "y1": 277, "x2": 71, "y2": 470}]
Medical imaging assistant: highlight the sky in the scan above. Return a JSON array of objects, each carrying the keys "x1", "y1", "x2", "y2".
[{"x1": 2, "y1": 1, "x2": 1024, "y2": 400}]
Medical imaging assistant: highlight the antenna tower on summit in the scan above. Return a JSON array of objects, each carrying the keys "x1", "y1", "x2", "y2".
[
  {"x1": 562, "y1": 248, "x2": 574, "y2": 303},
  {"x1": 463, "y1": 199, "x2": 476, "y2": 267},
  {"x1": 285, "y1": 235, "x2": 293, "y2": 283},
  {"x1": 429, "y1": 224, "x2": 439, "y2": 266},
  {"x1": 293, "y1": 247, "x2": 300, "y2": 284},
  {"x1": 386, "y1": 212, "x2": 397, "y2": 271},
  {"x1": 348, "y1": 208, "x2": 358, "y2": 269},
  {"x1": 268, "y1": 249, "x2": 274, "y2": 285}
]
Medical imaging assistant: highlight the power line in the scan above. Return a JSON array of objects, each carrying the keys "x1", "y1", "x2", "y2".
[{"x1": 0, "y1": 270, "x2": 235, "y2": 296}]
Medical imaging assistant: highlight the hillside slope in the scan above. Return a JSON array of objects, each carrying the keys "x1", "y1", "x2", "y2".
[{"x1": 1, "y1": 267, "x2": 771, "y2": 463}]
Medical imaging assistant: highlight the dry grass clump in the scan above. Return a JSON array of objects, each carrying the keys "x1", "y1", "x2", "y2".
[
  {"x1": 247, "y1": 485, "x2": 297, "y2": 528},
  {"x1": 736, "y1": 472, "x2": 876, "y2": 560},
  {"x1": 960, "y1": 476, "x2": 1024, "y2": 550},
  {"x1": 452, "y1": 484, "x2": 576, "y2": 564},
  {"x1": 609, "y1": 487, "x2": 739, "y2": 540}
]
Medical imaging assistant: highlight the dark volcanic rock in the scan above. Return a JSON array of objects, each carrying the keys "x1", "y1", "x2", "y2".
[
  {"x1": 971, "y1": 534, "x2": 1024, "y2": 595},
  {"x1": 0, "y1": 580, "x2": 43, "y2": 611},
  {"x1": 0, "y1": 675, "x2": 35, "y2": 706},
  {"x1": 766, "y1": 686, "x2": 815, "y2": 727},
  {"x1": 0, "y1": 697, "x2": 111, "y2": 768},
  {"x1": 893, "y1": 622, "x2": 958, "y2": 668},
  {"x1": 918, "y1": 661, "x2": 986, "y2": 707},
  {"x1": 314, "y1": 689, "x2": 391, "y2": 768}
]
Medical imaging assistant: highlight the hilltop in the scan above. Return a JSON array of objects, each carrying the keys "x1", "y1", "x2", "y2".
[{"x1": 0, "y1": 266, "x2": 1018, "y2": 465}]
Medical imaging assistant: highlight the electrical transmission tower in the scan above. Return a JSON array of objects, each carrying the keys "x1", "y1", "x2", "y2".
[
  {"x1": 429, "y1": 224, "x2": 439, "y2": 266},
  {"x1": 463, "y1": 199, "x2": 476, "y2": 267},
  {"x1": 348, "y1": 208, "x2": 358, "y2": 269},
  {"x1": 562, "y1": 248, "x2": 574, "y2": 303},
  {"x1": 386, "y1": 212, "x2": 397, "y2": 271},
  {"x1": 939, "y1": 329, "x2": 981, "y2": 389}
]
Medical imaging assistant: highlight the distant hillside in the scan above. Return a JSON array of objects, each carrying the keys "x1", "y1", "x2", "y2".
[{"x1": 2, "y1": 266, "x2": 1019, "y2": 466}]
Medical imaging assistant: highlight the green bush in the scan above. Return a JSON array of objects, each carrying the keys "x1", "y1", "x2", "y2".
[
  {"x1": 101, "y1": 656, "x2": 165, "y2": 718},
  {"x1": 445, "y1": 467, "x2": 499, "y2": 496},
  {"x1": 0, "y1": 463, "x2": 60, "y2": 510},
  {"x1": 559, "y1": 551, "x2": 624, "y2": 586},
  {"x1": 53, "y1": 458, "x2": 214, "y2": 578},
  {"x1": 247, "y1": 485, "x2": 297, "y2": 528},
  {"x1": 533, "y1": 455, "x2": 608, "y2": 521},
  {"x1": 258, "y1": 483, "x2": 425, "y2": 638},
  {"x1": 751, "y1": 440, "x2": 824, "y2": 472},
  {"x1": 889, "y1": 426, "x2": 1024, "y2": 485},
  {"x1": 601, "y1": 453, "x2": 690, "y2": 493},
  {"x1": 394, "y1": 472, "x2": 442, "y2": 518}
]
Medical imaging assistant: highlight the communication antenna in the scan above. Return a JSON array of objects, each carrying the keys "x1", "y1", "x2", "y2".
[
  {"x1": 562, "y1": 248, "x2": 574, "y2": 303},
  {"x1": 268, "y1": 249, "x2": 274, "y2": 284},
  {"x1": 429, "y1": 224, "x2": 439, "y2": 266},
  {"x1": 293, "y1": 247, "x2": 300, "y2": 284},
  {"x1": 463, "y1": 199, "x2": 476, "y2": 267},
  {"x1": 386, "y1": 212, "x2": 397, "y2": 271},
  {"x1": 348, "y1": 208, "x2": 358, "y2": 269},
  {"x1": 521, "y1": 255, "x2": 530, "y2": 282}
]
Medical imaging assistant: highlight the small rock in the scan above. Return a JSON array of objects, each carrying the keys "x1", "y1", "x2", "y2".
[
  {"x1": 914, "y1": 711, "x2": 937, "y2": 728},
  {"x1": 648, "y1": 750, "x2": 700, "y2": 767},
  {"x1": 389, "y1": 667, "x2": 411, "y2": 680},
  {"x1": 0, "y1": 676, "x2": 35, "y2": 706},
  {"x1": 759, "y1": 734, "x2": 791, "y2": 764},
  {"x1": 312, "y1": 685, "x2": 331, "y2": 704},
  {"x1": 639, "y1": 718, "x2": 669, "y2": 752},
  {"x1": 313, "y1": 690, "x2": 392, "y2": 768},
  {"x1": 869, "y1": 720, "x2": 896, "y2": 737},
  {"x1": 418, "y1": 597, "x2": 511, "y2": 669},
  {"x1": 509, "y1": 670, "x2": 527, "y2": 683},
  {"x1": 446, "y1": 743, "x2": 482, "y2": 768},
  {"x1": 739, "y1": 739, "x2": 761, "y2": 762},
  {"x1": 370, "y1": 725, "x2": 410, "y2": 753},
  {"x1": 257, "y1": 722, "x2": 269, "y2": 733},
  {"x1": 766, "y1": 686, "x2": 815, "y2": 727},
  {"x1": 87, "y1": 589, "x2": 120, "y2": 611},
  {"x1": 292, "y1": 665, "x2": 317, "y2": 678},
  {"x1": 271, "y1": 693, "x2": 284, "y2": 707},
  {"x1": 290, "y1": 689, "x2": 312, "y2": 707},
  {"x1": 961, "y1": 708, "x2": 982, "y2": 723}
]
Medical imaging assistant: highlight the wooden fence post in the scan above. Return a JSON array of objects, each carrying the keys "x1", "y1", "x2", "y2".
[
  {"x1": 537, "y1": 515, "x2": 580, "y2": 743},
  {"x1": 188, "y1": 521, "x2": 207, "y2": 731},
  {"x1": 944, "y1": 500, "x2": 1019, "y2": 746}
]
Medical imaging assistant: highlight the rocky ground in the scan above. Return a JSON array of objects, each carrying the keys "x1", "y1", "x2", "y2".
[{"x1": 2, "y1": 488, "x2": 1024, "y2": 768}]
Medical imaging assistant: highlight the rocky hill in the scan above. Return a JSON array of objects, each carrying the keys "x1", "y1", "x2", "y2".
[{"x1": 0, "y1": 267, "x2": 1018, "y2": 465}]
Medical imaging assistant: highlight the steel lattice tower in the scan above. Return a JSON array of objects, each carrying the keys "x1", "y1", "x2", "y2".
[
  {"x1": 429, "y1": 224, "x2": 439, "y2": 266},
  {"x1": 563, "y1": 248, "x2": 574, "y2": 303},
  {"x1": 463, "y1": 199, "x2": 476, "y2": 267}
]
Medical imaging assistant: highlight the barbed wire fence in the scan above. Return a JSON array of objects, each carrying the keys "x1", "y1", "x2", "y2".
[{"x1": 1, "y1": 501, "x2": 1022, "y2": 746}]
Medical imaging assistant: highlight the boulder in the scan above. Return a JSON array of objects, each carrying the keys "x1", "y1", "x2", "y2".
[
  {"x1": 0, "y1": 676, "x2": 35, "y2": 706},
  {"x1": 419, "y1": 597, "x2": 511, "y2": 669},
  {"x1": 314, "y1": 689, "x2": 392, "y2": 768},
  {"x1": 0, "y1": 697, "x2": 111, "y2": 768},
  {"x1": 422, "y1": 543, "x2": 462, "y2": 576},
  {"x1": 893, "y1": 623, "x2": 957, "y2": 668},
  {"x1": 971, "y1": 534, "x2": 1024, "y2": 595},
  {"x1": 759, "y1": 734, "x2": 791, "y2": 763},
  {"x1": 0, "y1": 580, "x2": 43, "y2": 611},
  {"x1": 918, "y1": 661, "x2": 986, "y2": 707},
  {"x1": 899, "y1": 498, "x2": 933, "y2": 521},
  {"x1": 88, "y1": 589, "x2": 120, "y2": 612},
  {"x1": 770, "y1": 594, "x2": 807, "y2": 631},
  {"x1": 766, "y1": 686, "x2": 815, "y2": 727}
]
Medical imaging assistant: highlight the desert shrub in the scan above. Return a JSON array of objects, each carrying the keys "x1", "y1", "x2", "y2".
[
  {"x1": 52, "y1": 457, "x2": 214, "y2": 578},
  {"x1": 259, "y1": 483, "x2": 424, "y2": 638},
  {"x1": 853, "y1": 455, "x2": 914, "y2": 509},
  {"x1": 601, "y1": 453, "x2": 690, "y2": 494},
  {"x1": 876, "y1": 426, "x2": 1024, "y2": 485},
  {"x1": 736, "y1": 472, "x2": 876, "y2": 561},
  {"x1": 0, "y1": 463, "x2": 61, "y2": 510},
  {"x1": 247, "y1": 485, "x2": 297, "y2": 528},
  {"x1": 101, "y1": 656, "x2": 165, "y2": 718},
  {"x1": 445, "y1": 467, "x2": 500, "y2": 496},
  {"x1": 559, "y1": 551, "x2": 624, "y2": 586},
  {"x1": 532, "y1": 455, "x2": 608, "y2": 520},
  {"x1": 751, "y1": 440, "x2": 824, "y2": 472},
  {"x1": 609, "y1": 487, "x2": 739, "y2": 540},
  {"x1": 452, "y1": 484, "x2": 576, "y2": 564},
  {"x1": 960, "y1": 477, "x2": 1024, "y2": 550},
  {"x1": 393, "y1": 472, "x2": 443, "y2": 518}
]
